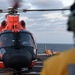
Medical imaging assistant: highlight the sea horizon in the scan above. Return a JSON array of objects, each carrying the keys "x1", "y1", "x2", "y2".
[{"x1": 37, "y1": 43, "x2": 74, "y2": 53}]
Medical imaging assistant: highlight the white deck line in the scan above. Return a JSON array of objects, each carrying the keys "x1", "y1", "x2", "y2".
[{"x1": 25, "y1": 72, "x2": 40, "y2": 75}]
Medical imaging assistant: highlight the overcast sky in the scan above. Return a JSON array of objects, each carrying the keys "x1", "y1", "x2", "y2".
[{"x1": 0, "y1": 0, "x2": 74, "y2": 44}]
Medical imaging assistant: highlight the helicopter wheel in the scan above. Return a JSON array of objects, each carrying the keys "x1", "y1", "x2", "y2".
[
  {"x1": 13, "y1": 72, "x2": 22, "y2": 75},
  {"x1": 13, "y1": 68, "x2": 23, "y2": 75}
]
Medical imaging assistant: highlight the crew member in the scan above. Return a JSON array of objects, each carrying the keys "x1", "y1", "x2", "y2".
[{"x1": 40, "y1": 3, "x2": 75, "y2": 75}]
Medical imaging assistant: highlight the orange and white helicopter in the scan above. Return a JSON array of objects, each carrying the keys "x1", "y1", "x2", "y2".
[
  {"x1": 0, "y1": 1, "x2": 38, "y2": 75},
  {"x1": 0, "y1": 0, "x2": 70, "y2": 75}
]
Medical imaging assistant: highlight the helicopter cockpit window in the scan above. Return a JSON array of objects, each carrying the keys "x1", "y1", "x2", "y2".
[
  {"x1": 20, "y1": 33, "x2": 35, "y2": 47},
  {"x1": 0, "y1": 32, "x2": 35, "y2": 48},
  {"x1": 0, "y1": 33, "x2": 14, "y2": 47}
]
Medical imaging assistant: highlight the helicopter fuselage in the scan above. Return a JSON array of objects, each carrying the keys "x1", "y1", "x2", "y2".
[{"x1": 0, "y1": 11, "x2": 37, "y2": 70}]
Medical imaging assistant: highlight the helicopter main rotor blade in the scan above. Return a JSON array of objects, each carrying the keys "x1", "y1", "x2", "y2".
[
  {"x1": 0, "y1": 9, "x2": 8, "y2": 13},
  {"x1": 23, "y1": 8, "x2": 69, "y2": 12},
  {"x1": 0, "y1": 8, "x2": 70, "y2": 13}
]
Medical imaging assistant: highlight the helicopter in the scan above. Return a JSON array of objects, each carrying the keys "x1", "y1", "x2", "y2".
[
  {"x1": 0, "y1": 1, "x2": 38, "y2": 75},
  {"x1": 0, "y1": 0, "x2": 71, "y2": 75}
]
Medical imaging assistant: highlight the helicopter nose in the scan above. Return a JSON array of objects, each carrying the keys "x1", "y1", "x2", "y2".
[{"x1": 3, "y1": 49, "x2": 32, "y2": 68}]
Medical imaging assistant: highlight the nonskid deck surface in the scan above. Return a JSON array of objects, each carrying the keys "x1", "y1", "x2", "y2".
[{"x1": 0, "y1": 54, "x2": 52, "y2": 75}]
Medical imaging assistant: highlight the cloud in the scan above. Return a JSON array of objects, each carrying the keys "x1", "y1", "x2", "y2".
[
  {"x1": 24, "y1": 0, "x2": 63, "y2": 9},
  {"x1": 20, "y1": 11, "x2": 68, "y2": 32},
  {"x1": 0, "y1": 0, "x2": 11, "y2": 8},
  {"x1": 17, "y1": 0, "x2": 66, "y2": 33},
  {"x1": 43, "y1": 12, "x2": 67, "y2": 19},
  {"x1": 33, "y1": 31, "x2": 73, "y2": 44},
  {"x1": 25, "y1": 0, "x2": 64, "y2": 9}
]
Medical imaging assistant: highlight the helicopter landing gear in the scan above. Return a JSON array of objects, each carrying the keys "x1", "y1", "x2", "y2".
[
  {"x1": 13, "y1": 68, "x2": 23, "y2": 75},
  {"x1": 13, "y1": 72, "x2": 22, "y2": 75}
]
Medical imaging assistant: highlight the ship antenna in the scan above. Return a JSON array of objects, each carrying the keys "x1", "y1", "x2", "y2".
[{"x1": 44, "y1": 45, "x2": 47, "y2": 51}]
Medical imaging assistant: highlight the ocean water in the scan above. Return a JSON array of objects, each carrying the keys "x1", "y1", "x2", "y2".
[{"x1": 37, "y1": 43, "x2": 74, "y2": 53}]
